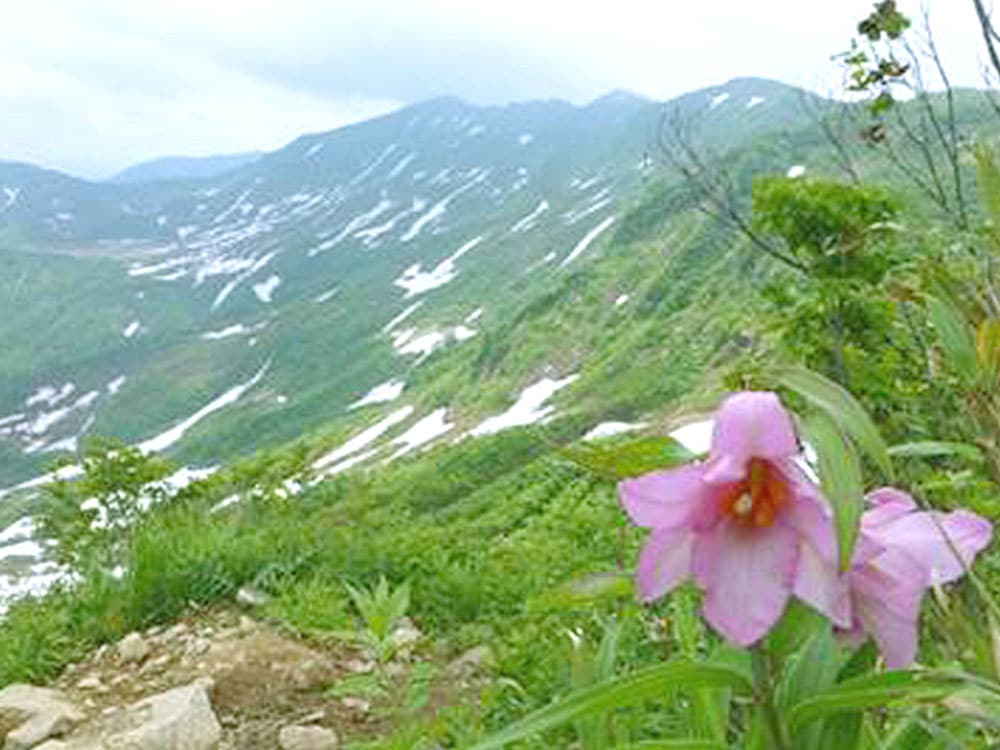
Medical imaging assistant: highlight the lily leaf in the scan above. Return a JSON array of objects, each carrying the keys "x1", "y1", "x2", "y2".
[
  {"x1": 467, "y1": 660, "x2": 751, "y2": 750},
  {"x1": 774, "y1": 365, "x2": 892, "y2": 479},
  {"x1": 805, "y1": 413, "x2": 866, "y2": 571}
]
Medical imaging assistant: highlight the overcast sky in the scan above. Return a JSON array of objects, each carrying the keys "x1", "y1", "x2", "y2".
[{"x1": 0, "y1": 0, "x2": 986, "y2": 179}]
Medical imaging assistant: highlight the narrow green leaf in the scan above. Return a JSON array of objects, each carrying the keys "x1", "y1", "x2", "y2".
[
  {"x1": 888, "y1": 441, "x2": 984, "y2": 464},
  {"x1": 614, "y1": 742, "x2": 724, "y2": 749},
  {"x1": 774, "y1": 365, "x2": 893, "y2": 479},
  {"x1": 926, "y1": 295, "x2": 978, "y2": 384},
  {"x1": 788, "y1": 670, "x2": 968, "y2": 733},
  {"x1": 805, "y1": 413, "x2": 866, "y2": 571},
  {"x1": 466, "y1": 661, "x2": 752, "y2": 750},
  {"x1": 561, "y1": 436, "x2": 694, "y2": 480}
]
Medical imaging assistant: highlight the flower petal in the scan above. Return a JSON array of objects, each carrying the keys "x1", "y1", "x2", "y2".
[
  {"x1": 692, "y1": 519, "x2": 799, "y2": 646},
  {"x1": 705, "y1": 392, "x2": 799, "y2": 484},
  {"x1": 618, "y1": 465, "x2": 709, "y2": 530},
  {"x1": 794, "y1": 539, "x2": 852, "y2": 628},
  {"x1": 634, "y1": 529, "x2": 694, "y2": 602},
  {"x1": 872, "y1": 509, "x2": 993, "y2": 585},
  {"x1": 850, "y1": 549, "x2": 926, "y2": 669},
  {"x1": 862, "y1": 487, "x2": 918, "y2": 530}
]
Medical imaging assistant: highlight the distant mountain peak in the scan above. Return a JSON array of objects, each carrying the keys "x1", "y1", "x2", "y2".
[{"x1": 108, "y1": 152, "x2": 263, "y2": 185}]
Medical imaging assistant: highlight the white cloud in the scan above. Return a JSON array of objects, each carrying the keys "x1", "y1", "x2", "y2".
[{"x1": 0, "y1": 0, "x2": 985, "y2": 177}]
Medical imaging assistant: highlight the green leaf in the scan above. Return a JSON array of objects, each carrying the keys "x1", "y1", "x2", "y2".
[
  {"x1": 926, "y1": 295, "x2": 978, "y2": 384},
  {"x1": 888, "y1": 442, "x2": 984, "y2": 464},
  {"x1": 774, "y1": 365, "x2": 893, "y2": 479},
  {"x1": 805, "y1": 413, "x2": 866, "y2": 570},
  {"x1": 614, "y1": 742, "x2": 724, "y2": 749},
  {"x1": 788, "y1": 670, "x2": 969, "y2": 733},
  {"x1": 560, "y1": 436, "x2": 695, "y2": 480},
  {"x1": 466, "y1": 661, "x2": 752, "y2": 750}
]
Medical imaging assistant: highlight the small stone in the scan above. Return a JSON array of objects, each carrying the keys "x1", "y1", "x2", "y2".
[
  {"x1": 76, "y1": 676, "x2": 103, "y2": 691},
  {"x1": 186, "y1": 637, "x2": 211, "y2": 657},
  {"x1": 0, "y1": 684, "x2": 84, "y2": 750},
  {"x1": 340, "y1": 697, "x2": 370, "y2": 713},
  {"x1": 161, "y1": 623, "x2": 189, "y2": 642},
  {"x1": 447, "y1": 645, "x2": 495, "y2": 676},
  {"x1": 117, "y1": 632, "x2": 150, "y2": 664},
  {"x1": 236, "y1": 586, "x2": 269, "y2": 608},
  {"x1": 343, "y1": 659, "x2": 374, "y2": 674},
  {"x1": 278, "y1": 724, "x2": 338, "y2": 750},
  {"x1": 145, "y1": 625, "x2": 164, "y2": 638},
  {"x1": 298, "y1": 710, "x2": 326, "y2": 724}
]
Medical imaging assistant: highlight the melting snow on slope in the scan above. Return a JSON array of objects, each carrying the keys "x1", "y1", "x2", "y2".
[
  {"x1": 465, "y1": 308, "x2": 483, "y2": 324},
  {"x1": 390, "y1": 408, "x2": 453, "y2": 458},
  {"x1": 384, "y1": 301, "x2": 423, "y2": 332},
  {"x1": 400, "y1": 171, "x2": 487, "y2": 242},
  {"x1": 747, "y1": 96, "x2": 766, "y2": 109},
  {"x1": 314, "y1": 286, "x2": 340, "y2": 303},
  {"x1": 349, "y1": 379, "x2": 406, "y2": 410},
  {"x1": 470, "y1": 375, "x2": 578, "y2": 436},
  {"x1": 138, "y1": 362, "x2": 270, "y2": 453},
  {"x1": 670, "y1": 419, "x2": 712, "y2": 455},
  {"x1": 787, "y1": 165, "x2": 807, "y2": 179},
  {"x1": 510, "y1": 200, "x2": 549, "y2": 233},
  {"x1": 305, "y1": 142, "x2": 324, "y2": 158},
  {"x1": 710, "y1": 92, "x2": 730, "y2": 109},
  {"x1": 584, "y1": 421, "x2": 648, "y2": 441},
  {"x1": 312, "y1": 406, "x2": 414, "y2": 470},
  {"x1": 318, "y1": 448, "x2": 381, "y2": 478},
  {"x1": 615, "y1": 294, "x2": 630, "y2": 307},
  {"x1": 394, "y1": 236, "x2": 482, "y2": 297},
  {"x1": 26, "y1": 383, "x2": 75, "y2": 408},
  {"x1": 253, "y1": 275, "x2": 281, "y2": 303},
  {"x1": 395, "y1": 331, "x2": 446, "y2": 358},
  {"x1": 452, "y1": 325, "x2": 477, "y2": 341},
  {"x1": 122, "y1": 320, "x2": 141, "y2": 339},
  {"x1": 106, "y1": 376, "x2": 127, "y2": 395},
  {"x1": 201, "y1": 324, "x2": 258, "y2": 340},
  {"x1": 560, "y1": 216, "x2": 617, "y2": 267}
]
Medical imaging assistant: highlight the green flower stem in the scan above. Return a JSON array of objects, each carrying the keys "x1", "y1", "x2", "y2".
[{"x1": 751, "y1": 645, "x2": 791, "y2": 750}]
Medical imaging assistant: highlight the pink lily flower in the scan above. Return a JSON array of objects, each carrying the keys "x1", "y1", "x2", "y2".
[
  {"x1": 619, "y1": 391, "x2": 847, "y2": 646},
  {"x1": 839, "y1": 488, "x2": 992, "y2": 668}
]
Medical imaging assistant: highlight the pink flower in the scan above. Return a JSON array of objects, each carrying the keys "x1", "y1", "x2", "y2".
[
  {"x1": 619, "y1": 391, "x2": 846, "y2": 646},
  {"x1": 839, "y1": 488, "x2": 992, "y2": 668}
]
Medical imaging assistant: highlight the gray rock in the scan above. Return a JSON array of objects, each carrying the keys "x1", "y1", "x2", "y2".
[
  {"x1": 116, "y1": 633, "x2": 149, "y2": 665},
  {"x1": 0, "y1": 684, "x2": 84, "y2": 750},
  {"x1": 447, "y1": 645, "x2": 495, "y2": 676},
  {"x1": 278, "y1": 725, "x2": 338, "y2": 750},
  {"x1": 235, "y1": 586, "x2": 269, "y2": 608},
  {"x1": 104, "y1": 679, "x2": 220, "y2": 750}
]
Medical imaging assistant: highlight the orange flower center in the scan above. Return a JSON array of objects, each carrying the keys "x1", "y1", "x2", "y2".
[{"x1": 720, "y1": 458, "x2": 789, "y2": 527}]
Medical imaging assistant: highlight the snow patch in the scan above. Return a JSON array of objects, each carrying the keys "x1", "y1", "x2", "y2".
[
  {"x1": 253, "y1": 275, "x2": 281, "y2": 303},
  {"x1": 349, "y1": 379, "x2": 406, "y2": 410},
  {"x1": 312, "y1": 406, "x2": 414, "y2": 470},
  {"x1": 747, "y1": 96, "x2": 766, "y2": 109},
  {"x1": 615, "y1": 294, "x2": 630, "y2": 307},
  {"x1": 314, "y1": 286, "x2": 340, "y2": 304},
  {"x1": 670, "y1": 419, "x2": 712, "y2": 455},
  {"x1": 470, "y1": 375, "x2": 578, "y2": 436},
  {"x1": 305, "y1": 142, "x2": 325, "y2": 157},
  {"x1": 106, "y1": 375, "x2": 127, "y2": 395},
  {"x1": 390, "y1": 409, "x2": 452, "y2": 458},
  {"x1": 122, "y1": 320, "x2": 141, "y2": 339},
  {"x1": 465, "y1": 308, "x2": 483, "y2": 324},
  {"x1": 138, "y1": 362, "x2": 269, "y2": 453},
  {"x1": 710, "y1": 92, "x2": 730, "y2": 109},
  {"x1": 395, "y1": 331, "x2": 446, "y2": 358},
  {"x1": 518, "y1": 133, "x2": 534, "y2": 146},
  {"x1": 560, "y1": 216, "x2": 617, "y2": 267},
  {"x1": 787, "y1": 165, "x2": 807, "y2": 179},
  {"x1": 510, "y1": 200, "x2": 549, "y2": 233},
  {"x1": 452, "y1": 325, "x2": 477, "y2": 342},
  {"x1": 394, "y1": 236, "x2": 482, "y2": 297},
  {"x1": 584, "y1": 421, "x2": 647, "y2": 441},
  {"x1": 384, "y1": 301, "x2": 423, "y2": 332}
]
